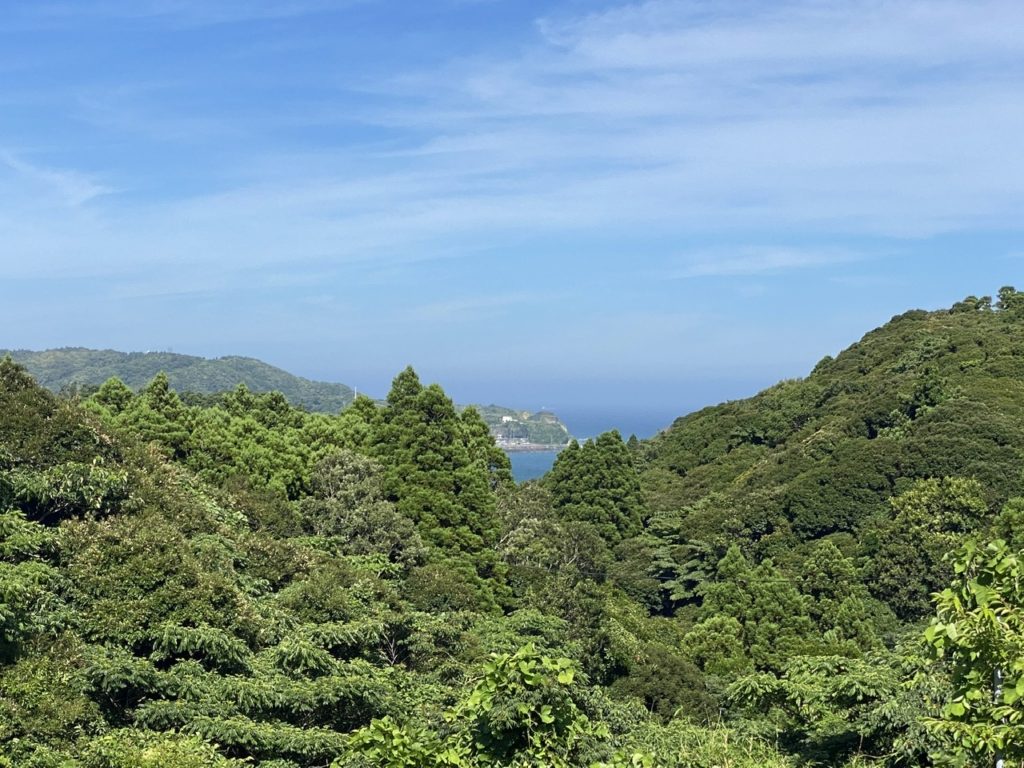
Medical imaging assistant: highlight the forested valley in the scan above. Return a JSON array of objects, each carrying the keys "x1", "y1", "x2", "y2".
[{"x1": 4, "y1": 287, "x2": 1024, "y2": 767}]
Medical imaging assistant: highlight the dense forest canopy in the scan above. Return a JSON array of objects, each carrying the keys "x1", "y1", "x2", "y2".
[
  {"x1": 3, "y1": 288, "x2": 1024, "y2": 766},
  {"x1": 2, "y1": 348, "x2": 573, "y2": 447}
]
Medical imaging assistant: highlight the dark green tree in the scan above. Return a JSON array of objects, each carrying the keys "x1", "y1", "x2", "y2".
[
  {"x1": 117, "y1": 372, "x2": 190, "y2": 457},
  {"x1": 700, "y1": 546, "x2": 817, "y2": 669},
  {"x1": 300, "y1": 449, "x2": 425, "y2": 567},
  {"x1": 545, "y1": 432, "x2": 644, "y2": 544},
  {"x1": 91, "y1": 377, "x2": 135, "y2": 414},
  {"x1": 374, "y1": 368, "x2": 501, "y2": 553},
  {"x1": 868, "y1": 477, "x2": 990, "y2": 620}
]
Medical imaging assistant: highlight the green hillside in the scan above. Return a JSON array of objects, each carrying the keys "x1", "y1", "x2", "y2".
[
  {"x1": 1, "y1": 347, "x2": 355, "y2": 413},
  {"x1": 4, "y1": 289, "x2": 1024, "y2": 767},
  {"x1": 640, "y1": 288, "x2": 1024, "y2": 612},
  {"x1": 0, "y1": 348, "x2": 573, "y2": 443}
]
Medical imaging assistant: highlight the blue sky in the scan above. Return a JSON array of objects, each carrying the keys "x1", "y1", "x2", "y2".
[{"x1": 2, "y1": 0, "x2": 1023, "y2": 427}]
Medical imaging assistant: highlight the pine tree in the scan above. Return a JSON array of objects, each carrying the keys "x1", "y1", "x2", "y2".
[
  {"x1": 374, "y1": 369, "x2": 500, "y2": 552},
  {"x1": 545, "y1": 431, "x2": 644, "y2": 544}
]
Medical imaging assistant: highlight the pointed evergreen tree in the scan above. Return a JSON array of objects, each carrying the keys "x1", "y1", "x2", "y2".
[
  {"x1": 373, "y1": 368, "x2": 501, "y2": 552},
  {"x1": 336, "y1": 393, "x2": 383, "y2": 451},
  {"x1": 460, "y1": 406, "x2": 513, "y2": 490},
  {"x1": 385, "y1": 365, "x2": 423, "y2": 410},
  {"x1": 701, "y1": 545, "x2": 817, "y2": 669},
  {"x1": 91, "y1": 377, "x2": 134, "y2": 414},
  {"x1": 545, "y1": 430, "x2": 644, "y2": 544},
  {"x1": 119, "y1": 372, "x2": 191, "y2": 457}
]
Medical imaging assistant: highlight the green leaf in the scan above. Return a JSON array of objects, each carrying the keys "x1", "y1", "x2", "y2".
[{"x1": 945, "y1": 701, "x2": 967, "y2": 718}]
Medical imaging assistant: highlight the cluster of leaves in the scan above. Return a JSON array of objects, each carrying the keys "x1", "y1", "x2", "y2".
[
  {"x1": 342, "y1": 644, "x2": 604, "y2": 768},
  {"x1": 923, "y1": 538, "x2": 1024, "y2": 763}
]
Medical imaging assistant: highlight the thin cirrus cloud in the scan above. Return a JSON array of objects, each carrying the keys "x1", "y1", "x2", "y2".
[
  {"x1": 669, "y1": 248, "x2": 856, "y2": 279},
  {"x1": 4, "y1": 0, "x2": 1024, "y2": 277},
  {"x1": 1, "y1": 0, "x2": 1022, "y2": 401},
  {"x1": 378, "y1": 0, "x2": 1024, "y2": 234},
  {"x1": 0, "y1": 151, "x2": 112, "y2": 208}
]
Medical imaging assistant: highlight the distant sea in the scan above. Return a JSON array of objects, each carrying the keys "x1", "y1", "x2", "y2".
[
  {"x1": 508, "y1": 451, "x2": 561, "y2": 483},
  {"x1": 555, "y1": 406, "x2": 680, "y2": 442},
  {"x1": 506, "y1": 405, "x2": 682, "y2": 483}
]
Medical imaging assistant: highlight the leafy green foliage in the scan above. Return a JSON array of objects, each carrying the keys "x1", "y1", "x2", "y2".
[
  {"x1": 595, "y1": 720, "x2": 797, "y2": 768},
  {"x1": 867, "y1": 477, "x2": 990, "y2": 620},
  {"x1": 0, "y1": 510, "x2": 61, "y2": 663},
  {"x1": 699, "y1": 545, "x2": 818, "y2": 669},
  {"x1": 81, "y1": 729, "x2": 247, "y2": 768},
  {"x1": 728, "y1": 650, "x2": 938, "y2": 763},
  {"x1": 924, "y1": 538, "x2": 1024, "y2": 762},
  {"x1": 298, "y1": 449, "x2": 425, "y2": 567},
  {"x1": 344, "y1": 644, "x2": 604, "y2": 768},
  {"x1": 4, "y1": 290, "x2": 1024, "y2": 768},
  {"x1": 455, "y1": 644, "x2": 599, "y2": 766},
  {"x1": 341, "y1": 715, "x2": 464, "y2": 767}
]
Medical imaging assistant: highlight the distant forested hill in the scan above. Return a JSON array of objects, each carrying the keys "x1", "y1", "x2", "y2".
[
  {"x1": 1, "y1": 347, "x2": 356, "y2": 413},
  {"x1": 1, "y1": 347, "x2": 572, "y2": 443}
]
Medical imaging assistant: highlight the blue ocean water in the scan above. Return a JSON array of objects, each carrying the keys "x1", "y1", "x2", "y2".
[
  {"x1": 555, "y1": 406, "x2": 680, "y2": 441},
  {"x1": 508, "y1": 450, "x2": 560, "y2": 483},
  {"x1": 505, "y1": 406, "x2": 684, "y2": 483}
]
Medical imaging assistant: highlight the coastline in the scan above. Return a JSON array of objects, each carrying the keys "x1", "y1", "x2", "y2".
[{"x1": 496, "y1": 442, "x2": 568, "y2": 453}]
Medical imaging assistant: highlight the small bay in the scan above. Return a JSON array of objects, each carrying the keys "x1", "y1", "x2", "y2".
[{"x1": 507, "y1": 450, "x2": 560, "y2": 483}]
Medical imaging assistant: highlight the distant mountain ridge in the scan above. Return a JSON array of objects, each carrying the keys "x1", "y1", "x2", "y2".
[
  {"x1": 1, "y1": 347, "x2": 573, "y2": 446},
  {"x1": 2, "y1": 347, "x2": 356, "y2": 414}
]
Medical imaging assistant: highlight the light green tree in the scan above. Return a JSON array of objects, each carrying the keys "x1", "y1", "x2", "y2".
[{"x1": 924, "y1": 538, "x2": 1024, "y2": 764}]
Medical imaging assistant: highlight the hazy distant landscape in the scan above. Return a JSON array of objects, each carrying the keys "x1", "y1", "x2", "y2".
[
  {"x1": 3, "y1": 347, "x2": 576, "y2": 450},
  {"x1": 4, "y1": 0, "x2": 1024, "y2": 765}
]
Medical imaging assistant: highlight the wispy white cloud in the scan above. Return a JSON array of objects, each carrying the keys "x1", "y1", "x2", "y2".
[
  {"x1": 0, "y1": 151, "x2": 112, "y2": 207},
  {"x1": 537, "y1": 1, "x2": 1024, "y2": 72},
  {"x1": 670, "y1": 247, "x2": 855, "y2": 278},
  {"x1": 2, "y1": 0, "x2": 1023, "y2": 285},
  {"x1": 349, "y1": 0, "x2": 1024, "y2": 237}
]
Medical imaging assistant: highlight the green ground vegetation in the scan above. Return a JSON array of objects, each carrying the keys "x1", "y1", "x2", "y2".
[{"x1": 3, "y1": 288, "x2": 1024, "y2": 766}]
